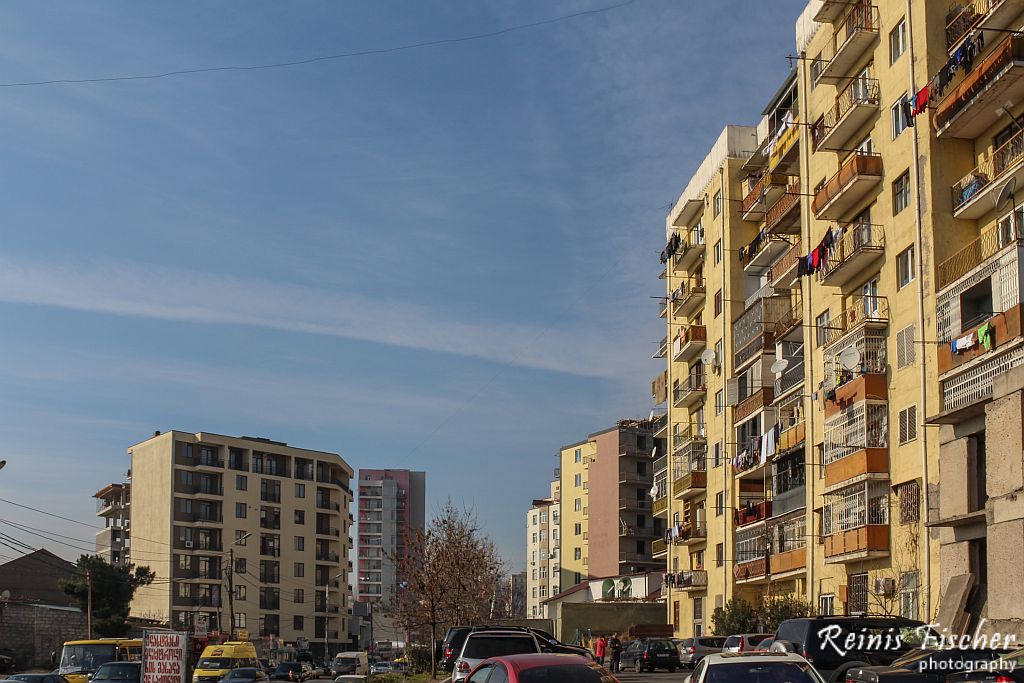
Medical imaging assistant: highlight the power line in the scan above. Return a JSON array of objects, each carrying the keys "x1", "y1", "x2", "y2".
[{"x1": 0, "y1": 1, "x2": 639, "y2": 89}]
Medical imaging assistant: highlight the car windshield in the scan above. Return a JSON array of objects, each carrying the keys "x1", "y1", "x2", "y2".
[
  {"x1": 275, "y1": 664, "x2": 301, "y2": 672},
  {"x1": 93, "y1": 665, "x2": 139, "y2": 681},
  {"x1": 198, "y1": 659, "x2": 234, "y2": 670},
  {"x1": 707, "y1": 662, "x2": 822, "y2": 683},
  {"x1": 61, "y1": 645, "x2": 118, "y2": 673},
  {"x1": 462, "y1": 636, "x2": 536, "y2": 659},
  {"x1": 519, "y1": 665, "x2": 608, "y2": 683},
  {"x1": 226, "y1": 670, "x2": 257, "y2": 678},
  {"x1": 647, "y1": 641, "x2": 672, "y2": 652}
]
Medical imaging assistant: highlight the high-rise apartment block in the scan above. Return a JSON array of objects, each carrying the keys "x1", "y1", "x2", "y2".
[
  {"x1": 94, "y1": 481, "x2": 131, "y2": 566},
  {"x1": 525, "y1": 480, "x2": 560, "y2": 617},
  {"x1": 127, "y1": 431, "x2": 354, "y2": 653},
  {"x1": 654, "y1": 0, "x2": 1024, "y2": 641}
]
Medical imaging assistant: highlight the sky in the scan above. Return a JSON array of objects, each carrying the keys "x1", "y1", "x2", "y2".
[{"x1": 0, "y1": 0, "x2": 808, "y2": 572}]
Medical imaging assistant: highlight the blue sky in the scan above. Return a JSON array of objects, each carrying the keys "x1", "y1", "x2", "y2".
[{"x1": 0, "y1": 0, "x2": 807, "y2": 571}]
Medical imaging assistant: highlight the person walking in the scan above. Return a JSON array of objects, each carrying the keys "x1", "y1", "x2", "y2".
[
  {"x1": 595, "y1": 635, "x2": 607, "y2": 667},
  {"x1": 608, "y1": 633, "x2": 623, "y2": 673}
]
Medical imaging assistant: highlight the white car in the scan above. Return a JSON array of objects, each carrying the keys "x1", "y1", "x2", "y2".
[
  {"x1": 685, "y1": 652, "x2": 825, "y2": 683},
  {"x1": 452, "y1": 631, "x2": 542, "y2": 682}
]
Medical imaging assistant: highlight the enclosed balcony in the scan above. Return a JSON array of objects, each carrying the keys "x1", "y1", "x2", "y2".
[
  {"x1": 952, "y1": 127, "x2": 1024, "y2": 219},
  {"x1": 673, "y1": 371, "x2": 707, "y2": 409},
  {"x1": 671, "y1": 445, "x2": 707, "y2": 500},
  {"x1": 946, "y1": 0, "x2": 1024, "y2": 53},
  {"x1": 741, "y1": 172, "x2": 790, "y2": 220},
  {"x1": 766, "y1": 181, "x2": 802, "y2": 236},
  {"x1": 822, "y1": 294, "x2": 889, "y2": 352},
  {"x1": 769, "y1": 514, "x2": 808, "y2": 576},
  {"x1": 672, "y1": 228, "x2": 707, "y2": 274},
  {"x1": 733, "y1": 295, "x2": 789, "y2": 373},
  {"x1": 935, "y1": 34, "x2": 1024, "y2": 139},
  {"x1": 823, "y1": 480, "x2": 890, "y2": 563},
  {"x1": 823, "y1": 400, "x2": 889, "y2": 491},
  {"x1": 771, "y1": 450, "x2": 807, "y2": 517},
  {"x1": 774, "y1": 343, "x2": 804, "y2": 400},
  {"x1": 670, "y1": 276, "x2": 707, "y2": 319},
  {"x1": 767, "y1": 240, "x2": 803, "y2": 289},
  {"x1": 818, "y1": 5, "x2": 879, "y2": 81},
  {"x1": 814, "y1": 78, "x2": 880, "y2": 152},
  {"x1": 734, "y1": 526, "x2": 768, "y2": 584},
  {"x1": 672, "y1": 325, "x2": 707, "y2": 363},
  {"x1": 769, "y1": 118, "x2": 801, "y2": 173},
  {"x1": 737, "y1": 500, "x2": 772, "y2": 527},
  {"x1": 817, "y1": 224, "x2": 885, "y2": 288},
  {"x1": 812, "y1": 152, "x2": 883, "y2": 220},
  {"x1": 824, "y1": 372, "x2": 888, "y2": 419}
]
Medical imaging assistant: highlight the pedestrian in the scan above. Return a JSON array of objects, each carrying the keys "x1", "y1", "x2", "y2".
[
  {"x1": 595, "y1": 635, "x2": 607, "y2": 666},
  {"x1": 608, "y1": 633, "x2": 622, "y2": 673}
]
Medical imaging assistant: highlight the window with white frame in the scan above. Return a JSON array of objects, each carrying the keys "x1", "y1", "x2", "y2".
[
  {"x1": 715, "y1": 390, "x2": 724, "y2": 415},
  {"x1": 893, "y1": 171, "x2": 911, "y2": 214},
  {"x1": 899, "y1": 405, "x2": 918, "y2": 445},
  {"x1": 815, "y1": 310, "x2": 831, "y2": 347},
  {"x1": 714, "y1": 239, "x2": 723, "y2": 265},
  {"x1": 897, "y1": 245, "x2": 915, "y2": 288},
  {"x1": 890, "y1": 18, "x2": 906, "y2": 63},
  {"x1": 713, "y1": 190, "x2": 722, "y2": 217},
  {"x1": 900, "y1": 571, "x2": 919, "y2": 619},
  {"x1": 897, "y1": 325, "x2": 916, "y2": 368},
  {"x1": 819, "y1": 593, "x2": 835, "y2": 615},
  {"x1": 892, "y1": 95, "x2": 910, "y2": 138}
]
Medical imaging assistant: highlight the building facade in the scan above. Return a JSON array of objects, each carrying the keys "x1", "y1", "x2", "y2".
[
  {"x1": 127, "y1": 431, "x2": 354, "y2": 654},
  {"x1": 94, "y1": 482, "x2": 131, "y2": 566},
  {"x1": 526, "y1": 480, "x2": 560, "y2": 617}
]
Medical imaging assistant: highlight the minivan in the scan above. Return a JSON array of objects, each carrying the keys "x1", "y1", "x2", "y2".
[
  {"x1": 193, "y1": 643, "x2": 259, "y2": 683},
  {"x1": 677, "y1": 636, "x2": 727, "y2": 667},
  {"x1": 331, "y1": 652, "x2": 368, "y2": 676}
]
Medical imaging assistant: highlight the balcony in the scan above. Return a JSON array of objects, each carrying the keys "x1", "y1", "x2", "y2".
[
  {"x1": 812, "y1": 152, "x2": 883, "y2": 220},
  {"x1": 666, "y1": 570, "x2": 708, "y2": 590},
  {"x1": 743, "y1": 236, "x2": 792, "y2": 275},
  {"x1": 947, "y1": 0, "x2": 1024, "y2": 53},
  {"x1": 670, "y1": 277, "x2": 706, "y2": 319},
  {"x1": 952, "y1": 130, "x2": 1024, "y2": 219},
  {"x1": 673, "y1": 372, "x2": 707, "y2": 409},
  {"x1": 818, "y1": 5, "x2": 879, "y2": 81},
  {"x1": 823, "y1": 480, "x2": 891, "y2": 563},
  {"x1": 943, "y1": 223, "x2": 1024, "y2": 294},
  {"x1": 619, "y1": 497, "x2": 652, "y2": 511},
  {"x1": 672, "y1": 229, "x2": 707, "y2": 273},
  {"x1": 618, "y1": 470, "x2": 650, "y2": 485},
  {"x1": 672, "y1": 522, "x2": 707, "y2": 546},
  {"x1": 733, "y1": 556, "x2": 768, "y2": 583},
  {"x1": 659, "y1": 299, "x2": 668, "y2": 319},
  {"x1": 672, "y1": 423, "x2": 705, "y2": 453},
  {"x1": 652, "y1": 538, "x2": 667, "y2": 558},
  {"x1": 935, "y1": 35, "x2": 1024, "y2": 138},
  {"x1": 741, "y1": 172, "x2": 790, "y2": 220},
  {"x1": 823, "y1": 294, "x2": 889, "y2": 349},
  {"x1": 814, "y1": 0, "x2": 850, "y2": 23},
  {"x1": 765, "y1": 181, "x2": 802, "y2": 236},
  {"x1": 652, "y1": 495, "x2": 669, "y2": 518},
  {"x1": 769, "y1": 118, "x2": 801, "y2": 173},
  {"x1": 777, "y1": 420, "x2": 806, "y2": 454},
  {"x1": 734, "y1": 387, "x2": 774, "y2": 423},
  {"x1": 817, "y1": 224, "x2": 885, "y2": 288},
  {"x1": 733, "y1": 295, "x2": 789, "y2": 372},
  {"x1": 737, "y1": 501, "x2": 772, "y2": 527},
  {"x1": 767, "y1": 241, "x2": 803, "y2": 290},
  {"x1": 939, "y1": 305, "x2": 1022, "y2": 375},
  {"x1": 672, "y1": 325, "x2": 707, "y2": 363},
  {"x1": 814, "y1": 78, "x2": 880, "y2": 152},
  {"x1": 671, "y1": 447, "x2": 707, "y2": 500},
  {"x1": 656, "y1": 336, "x2": 668, "y2": 360},
  {"x1": 823, "y1": 400, "x2": 889, "y2": 491},
  {"x1": 824, "y1": 372, "x2": 888, "y2": 418}
]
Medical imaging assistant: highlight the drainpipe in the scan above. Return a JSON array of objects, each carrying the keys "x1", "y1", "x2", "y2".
[
  {"x1": 797, "y1": 49, "x2": 816, "y2": 609},
  {"x1": 905, "y1": 0, "x2": 932, "y2": 621},
  {"x1": 721, "y1": 165, "x2": 730, "y2": 606}
]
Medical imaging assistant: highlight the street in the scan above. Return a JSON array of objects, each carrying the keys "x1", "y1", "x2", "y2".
[{"x1": 614, "y1": 671, "x2": 688, "y2": 683}]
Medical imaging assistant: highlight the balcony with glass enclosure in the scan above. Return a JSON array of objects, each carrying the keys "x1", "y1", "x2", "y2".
[
  {"x1": 822, "y1": 400, "x2": 889, "y2": 491},
  {"x1": 823, "y1": 479, "x2": 890, "y2": 563},
  {"x1": 671, "y1": 444, "x2": 707, "y2": 500},
  {"x1": 769, "y1": 512, "x2": 807, "y2": 576},
  {"x1": 733, "y1": 525, "x2": 768, "y2": 584}
]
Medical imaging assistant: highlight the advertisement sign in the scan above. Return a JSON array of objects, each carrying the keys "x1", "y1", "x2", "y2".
[
  {"x1": 142, "y1": 631, "x2": 188, "y2": 683},
  {"x1": 194, "y1": 614, "x2": 209, "y2": 638}
]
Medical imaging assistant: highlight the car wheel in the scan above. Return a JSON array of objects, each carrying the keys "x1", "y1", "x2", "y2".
[
  {"x1": 634, "y1": 660, "x2": 642, "y2": 673},
  {"x1": 668, "y1": 667, "x2": 677, "y2": 673}
]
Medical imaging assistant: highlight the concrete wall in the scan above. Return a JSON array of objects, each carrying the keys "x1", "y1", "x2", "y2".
[
  {"x1": 0, "y1": 603, "x2": 86, "y2": 668},
  {"x1": 553, "y1": 602, "x2": 667, "y2": 644}
]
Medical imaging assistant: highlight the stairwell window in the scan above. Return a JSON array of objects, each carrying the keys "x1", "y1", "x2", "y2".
[
  {"x1": 893, "y1": 171, "x2": 911, "y2": 214},
  {"x1": 897, "y1": 245, "x2": 915, "y2": 288},
  {"x1": 714, "y1": 239, "x2": 723, "y2": 265},
  {"x1": 899, "y1": 405, "x2": 918, "y2": 445},
  {"x1": 889, "y1": 17, "x2": 906, "y2": 64},
  {"x1": 891, "y1": 94, "x2": 910, "y2": 138},
  {"x1": 713, "y1": 190, "x2": 722, "y2": 217},
  {"x1": 815, "y1": 310, "x2": 831, "y2": 347}
]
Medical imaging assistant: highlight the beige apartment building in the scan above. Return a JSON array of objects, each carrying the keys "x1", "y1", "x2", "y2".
[
  {"x1": 127, "y1": 431, "x2": 354, "y2": 653},
  {"x1": 651, "y1": 0, "x2": 1024, "y2": 638},
  {"x1": 525, "y1": 480, "x2": 560, "y2": 618}
]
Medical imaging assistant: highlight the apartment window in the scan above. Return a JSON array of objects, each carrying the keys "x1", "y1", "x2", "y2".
[
  {"x1": 574, "y1": 548, "x2": 582, "y2": 560},
  {"x1": 233, "y1": 613, "x2": 245, "y2": 629},
  {"x1": 715, "y1": 543, "x2": 724, "y2": 568},
  {"x1": 574, "y1": 473, "x2": 582, "y2": 487},
  {"x1": 897, "y1": 325, "x2": 916, "y2": 368},
  {"x1": 236, "y1": 475, "x2": 247, "y2": 491},
  {"x1": 235, "y1": 503, "x2": 247, "y2": 519},
  {"x1": 574, "y1": 448, "x2": 582, "y2": 463},
  {"x1": 713, "y1": 441, "x2": 722, "y2": 469},
  {"x1": 713, "y1": 190, "x2": 722, "y2": 217},
  {"x1": 815, "y1": 310, "x2": 831, "y2": 347},
  {"x1": 897, "y1": 245, "x2": 915, "y2": 288},
  {"x1": 178, "y1": 555, "x2": 192, "y2": 570},
  {"x1": 693, "y1": 596, "x2": 704, "y2": 620},
  {"x1": 234, "y1": 530, "x2": 248, "y2": 546},
  {"x1": 819, "y1": 594, "x2": 835, "y2": 616},
  {"x1": 890, "y1": 17, "x2": 906, "y2": 63},
  {"x1": 531, "y1": 587, "x2": 538, "y2": 599},
  {"x1": 893, "y1": 171, "x2": 911, "y2": 215},
  {"x1": 714, "y1": 239, "x2": 723, "y2": 265},
  {"x1": 715, "y1": 492, "x2": 724, "y2": 517},
  {"x1": 715, "y1": 390, "x2": 724, "y2": 416},
  {"x1": 897, "y1": 480, "x2": 921, "y2": 524},
  {"x1": 891, "y1": 95, "x2": 910, "y2": 138},
  {"x1": 235, "y1": 585, "x2": 246, "y2": 601},
  {"x1": 574, "y1": 498, "x2": 582, "y2": 512},
  {"x1": 574, "y1": 523, "x2": 582, "y2": 536},
  {"x1": 714, "y1": 290, "x2": 723, "y2": 318},
  {"x1": 539, "y1": 510, "x2": 547, "y2": 523},
  {"x1": 294, "y1": 483, "x2": 305, "y2": 498},
  {"x1": 531, "y1": 532, "x2": 537, "y2": 545},
  {"x1": 234, "y1": 558, "x2": 246, "y2": 574},
  {"x1": 294, "y1": 563, "x2": 304, "y2": 578},
  {"x1": 294, "y1": 536, "x2": 305, "y2": 551},
  {"x1": 294, "y1": 588, "x2": 304, "y2": 604},
  {"x1": 900, "y1": 571, "x2": 920, "y2": 619},
  {"x1": 179, "y1": 498, "x2": 192, "y2": 514},
  {"x1": 294, "y1": 510, "x2": 305, "y2": 525},
  {"x1": 899, "y1": 405, "x2": 918, "y2": 445}
]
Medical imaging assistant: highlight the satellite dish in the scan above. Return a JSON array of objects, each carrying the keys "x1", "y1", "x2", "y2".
[
  {"x1": 649, "y1": 485, "x2": 659, "y2": 499},
  {"x1": 700, "y1": 349, "x2": 718, "y2": 365},
  {"x1": 839, "y1": 346, "x2": 862, "y2": 371},
  {"x1": 993, "y1": 177, "x2": 1017, "y2": 210},
  {"x1": 770, "y1": 358, "x2": 790, "y2": 375}
]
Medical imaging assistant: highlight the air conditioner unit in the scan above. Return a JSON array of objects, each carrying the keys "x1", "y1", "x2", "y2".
[
  {"x1": 184, "y1": 540, "x2": 194, "y2": 549},
  {"x1": 873, "y1": 577, "x2": 896, "y2": 597}
]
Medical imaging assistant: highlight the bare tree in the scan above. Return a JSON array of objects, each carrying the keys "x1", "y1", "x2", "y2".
[{"x1": 382, "y1": 501, "x2": 504, "y2": 678}]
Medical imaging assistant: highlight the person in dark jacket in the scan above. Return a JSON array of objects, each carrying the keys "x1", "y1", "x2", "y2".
[{"x1": 608, "y1": 634, "x2": 623, "y2": 673}]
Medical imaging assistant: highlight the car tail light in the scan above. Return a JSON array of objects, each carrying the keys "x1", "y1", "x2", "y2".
[
  {"x1": 994, "y1": 677, "x2": 1014, "y2": 683},
  {"x1": 643, "y1": 652, "x2": 649, "y2": 660},
  {"x1": 802, "y1": 645, "x2": 812, "y2": 664},
  {"x1": 738, "y1": 639, "x2": 745, "y2": 652},
  {"x1": 444, "y1": 647, "x2": 453, "y2": 659},
  {"x1": 688, "y1": 646, "x2": 696, "y2": 654},
  {"x1": 456, "y1": 661, "x2": 471, "y2": 674}
]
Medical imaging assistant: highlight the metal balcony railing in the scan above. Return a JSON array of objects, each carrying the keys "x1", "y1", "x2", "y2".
[
  {"x1": 814, "y1": 78, "x2": 880, "y2": 148},
  {"x1": 936, "y1": 35, "x2": 1024, "y2": 132},
  {"x1": 938, "y1": 221, "x2": 1019, "y2": 289},
  {"x1": 823, "y1": 401, "x2": 888, "y2": 465},
  {"x1": 811, "y1": 152, "x2": 883, "y2": 217},
  {"x1": 823, "y1": 479, "x2": 890, "y2": 534},
  {"x1": 823, "y1": 295, "x2": 889, "y2": 347},
  {"x1": 767, "y1": 241, "x2": 802, "y2": 285},
  {"x1": 816, "y1": 223, "x2": 884, "y2": 283},
  {"x1": 765, "y1": 181, "x2": 801, "y2": 234}
]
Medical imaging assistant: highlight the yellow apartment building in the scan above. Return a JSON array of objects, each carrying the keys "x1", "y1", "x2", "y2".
[
  {"x1": 559, "y1": 439, "x2": 596, "y2": 590},
  {"x1": 128, "y1": 431, "x2": 354, "y2": 654}
]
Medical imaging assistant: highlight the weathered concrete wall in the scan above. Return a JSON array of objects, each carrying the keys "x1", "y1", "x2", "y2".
[
  {"x1": 554, "y1": 602, "x2": 666, "y2": 643},
  {"x1": 0, "y1": 602, "x2": 86, "y2": 668}
]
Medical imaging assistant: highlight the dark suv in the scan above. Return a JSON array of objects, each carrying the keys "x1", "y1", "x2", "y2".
[
  {"x1": 620, "y1": 639, "x2": 678, "y2": 673},
  {"x1": 439, "y1": 626, "x2": 594, "y2": 672},
  {"x1": 771, "y1": 616, "x2": 933, "y2": 683}
]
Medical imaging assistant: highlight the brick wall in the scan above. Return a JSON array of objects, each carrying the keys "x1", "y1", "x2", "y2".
[{"x1": 0, "y1": 602, "x2": 86, "y2": 669}]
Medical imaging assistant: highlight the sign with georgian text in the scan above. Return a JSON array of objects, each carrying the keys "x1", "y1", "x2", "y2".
[{"x1": 142, "y1": 631, "x2": 188, "y2": 683}]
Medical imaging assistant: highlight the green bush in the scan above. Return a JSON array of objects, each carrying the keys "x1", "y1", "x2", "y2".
[
  {"x1": 711, "y1": 595, "x2": 812, "y2": 635},
  {"x1": 711, "y1": 598, "x2": 758, "y2": 635}
]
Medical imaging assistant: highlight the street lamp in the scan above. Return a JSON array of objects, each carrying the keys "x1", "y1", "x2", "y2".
[{"x1": 324, "y1": 572, "x2": 343, "y2": 662}]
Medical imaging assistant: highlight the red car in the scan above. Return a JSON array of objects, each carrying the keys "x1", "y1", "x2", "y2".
[{"x1": 464, "y1": 653, "x2": 617, "y2": 683}]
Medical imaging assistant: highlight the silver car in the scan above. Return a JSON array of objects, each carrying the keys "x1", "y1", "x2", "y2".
[
  {"x1": 452, "y1": 631, "x2": 541, "y2": 682},
  {"x1": 686, "y1": 652, "x2": 825, "y2": 683},
  {"x1": 677, "y1": 636, "x2": 728, "y2": 667}
]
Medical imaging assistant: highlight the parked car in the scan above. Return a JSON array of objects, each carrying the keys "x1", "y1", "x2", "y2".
[
  {"x1": 331, "y1": 652, "x2": 368, "y2": 676},
  {"x1": 453, "y1": 630, "x2": 542, "y2": 682},
  {"x1": 257, "y1": 660, "x2": 273, "y2": 675},
  {"x1": 753, "y1": 638, "x2": 774, "y2": 652},
  {"x1": 723, "y1": 634, "x2": 775, "y2": 654},
  {"x1": 845, "y1": 648, "x2": 1009, "y2": 683},
  {"x1": 91, "y1": 662, "x2": 142, "y2": 683},
  {"x1": 269, "y1": 663, "x2": 313, "y2": 682},
  {"x1": 219, "y1": 668, "x2": 268, "y2": 683},
  {"x1": 369, "y1": 662, "x2": 392, "y2": 675},
  {"x1": 619, "y1": 638, "x2": 679, "y2": 673},
  {"x1": 9, "y1": 675, "x2": 71, "y2": 683},
  {"x1": 945, "y1": 646, "x2": 1024, "y2": 683},
  {"x1": 687, "y1": 652, "x2": 825, "y2": 683},
  {"x1": 464, "y1": 653, "x2": 612, "y2": 683},
  {"x1": 441, "y1": 625, "x2": 594, "y2": 672},
  {"x1": 770, "y1": 616, "x2": 934, "y2": 683},
  {"x1": 678, "y1": 636, "x2": 728, "y2": 667}
]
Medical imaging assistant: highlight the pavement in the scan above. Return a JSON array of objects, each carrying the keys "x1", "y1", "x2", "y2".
[{"x1": 613, "y1": 670, "x2": 689, "y2": 682}]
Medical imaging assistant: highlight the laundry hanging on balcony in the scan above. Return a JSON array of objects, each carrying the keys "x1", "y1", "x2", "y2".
[
  {"x1": 660, "y1": 232, "x2": 682, "y2": 264},
  {"x1": 738, "y1": 229, "x2": 768, "y2": 265},
  {"x1": 796, "y1": 227, "x2": 838, "y2": 277},
  {"x1": 978, "y1": 321, "x2": 996, "y2": 351},
  {"x1": 919, "y1": 29, "x2": 986, "y2": 110},
  {"x1": 952, "y1": 331, "x2": 977, "y2": 354}
]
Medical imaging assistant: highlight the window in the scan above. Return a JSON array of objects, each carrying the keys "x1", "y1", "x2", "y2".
[
  {"x1": 294, "y1": 536, "x2": 305, "y2": 551},
  {"x1": 862, "y1": 278, "x2": 880, "y2": 316},
  {"x1": 574, "y1": 548, "x2": 582, "y2": 560},
  {"x1": 531, "y1": 532, "x2": 537, "y2": 544},
  {"x1": 894, "y1": 245, "x2": 916, "y2": 290},
  {"x1": 294, "y1": 483, "x2": 305, "y2": 498},
  {"x1": 714, "y1": 290, "x2": 723, "y2": 317},
  {"x1": 715, "y1": 492, "x2": 724, "y2": 517},
  {"x1": 235, "y1": 503, "x2": 247, "y2": 519},
  {"x1": 819, "y1": 593, "x2": 835, "y2": 616},
  {"x1": 292, "y1": 615, "x2": 304, "y2": 631},
  {"x1": 713, "y1": 441, "x2": 722, "y2": 469},
  {"x1": 179, "y1": 498, "x2": 192, "y2": 513},
  {"x1": 574, "y1": 523, "x2": 582, "y2": 536},
  {"x1": 235, "y1": 558, "x2": 246, "y2": 574},
  {"x1": 899, "y1": 405, "x2": 918, "y2": 445},
  {"x1": 178, "y1": 555, "x2": 192, "y2": 570},
  {"x1": 236, "y1": 475, "x2": 247, "y2": 491},
  {"x1": 294, "y1": 563, "x2": 304, "y2": 578},
  {"x1": 890, "y1": 17, "x2": 906, "y2": 63},
  {"x1": 715, "y1": 543, "x2": 724, "y2": 568},
  {"x1": 236, "y1": 585, "x2": 247, "y2": 601},
  {"x1": 715, "y1": 390, "x2": 724, "y2": 415},
  {"x1": 714, "y1": 239, "x2": 723, "y2": 265},
  {"x1": 574, "y1": 448, "x2": 582, "y2": 463},
  {"x1": 897, "y1": 325, "x2": 916, "y2": 368},
  {"x1": 713, "y1": 190, "x2": 722, "y2": 217},
  {"x1": 897, "y1": 480, "x2": 921, "y2": 524},
  {"x1": 693, "y1": 596, "x2": 704, "y2": 620},
  {"x1": 294, "y1": 510, "x2": 305, "y2": 525},
  {"x1": 233, "y1": 613, "x2": 245, "y2": 629},
  {"x1": 539, "y1": 510, "x2": 547, "y2": 523},
  {"x1": 900, "y1": 571, "x2": 920, "y2": 619},
  {"x1": 891, "y1": 94, "x2": 910, "y2": 138},
  {"x1": 574, "y1": 498, "x2": 582, "y2": 512},
  {"x1": 815, "y1": 310, "x2": 831, "y2": 347},
  {"x1": 234, "y1": 530, "x2": 248, "y2": 546},
  {"x1": 574, "y1": 473, "x2": 582, "y2": 487},
  {"x1": 893, "y1": 171, "x2": 911, "y2": 214}
]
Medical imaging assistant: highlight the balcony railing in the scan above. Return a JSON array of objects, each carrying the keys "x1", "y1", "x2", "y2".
[
  {"x1": 672, "y1": 325, "x2": 707, "y2": 362},
  {"x1": 670, "y1": 276, "x2": 707, "y2": 318},
  {"x1": 767, "y1": 240, "x2": 803, "y2": 289},
  {"x1": 812, "y1": 152, "x2": 883, "y2": 220},
  {"x1": 947, "y1": 1, "x2": 987, "y2": 49},
  {"x1": 938, "y1": 221, "x2": 1020, "y2": 289},
  {"x1": 818, "y1": 4, "x2": 879, "y2": 81},
  {"x1": 672, "y1": 423, "x2": 706, "y2": 453},
  {"x1": 652, "y1": 496, "x2": 668, "y2": 517},
  {"x1": 618, "y1": 470, "x2": 650, "y2": 485},
  {"x1": 823, "y1": 295, "x2": 889, "y2": 348},
  {"x1": 817, "y1": 223, "x2": 885, "y2": 287},
  {"x1": 814, "y1": 78, "x2": 880, "y2": 152},
  {"x1": 737, "y1": 500, "x2": 772, "y2": 526},
  {"x1": 823, "y1": 480, "x2": 890, "y2": 561},
  {"x1": 741, "y1": 172, "x2": 789, "y2": 218},
  {"x1": 734, "y1": 387, "x2": 774, "y2": 423},
  {"x1": 665, "y1": 569, "x2": 708, "y2": 589},
  {"x1": 652, "y1": 538, "x2": 667, "y2": 556},
  {"x1": 765, "y1": 182, "x2": 802, "y2": 235},
  {"x1": 952, "y1": 126, "x2": 1024, "y2": 217},
  {"x1": 935, "y1": 34, "x2": 1024, "y2": 137},
  {"x1": 823, "y1": 400, "x2": 888, "y2": 481},
  {"x1": 619, "y1": 497, "x2": 652, "y2": 510},
  {"x1": 673, "y1": 372, "x2": 707, "y2": 407},
  {"x1": 773, "y1": 294, "x2": 803, "y2": 342},
  {"x1": 733, "y1": 296, "x2": 789, "y2": 370},
  {"x1": 672, "y1": 228, "x2": 707, "y2": 273}
]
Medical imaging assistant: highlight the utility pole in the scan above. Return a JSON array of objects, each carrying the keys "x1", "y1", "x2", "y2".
[
  {"x1": 324, "y1": 572, "x2": 341, "y2": 661},
  {"x1": 86, "y1": 569, "x2": 93, "y2": 640},
  {"x1": 227, "y1": 548, "x2": 235, "y2": 639}
]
